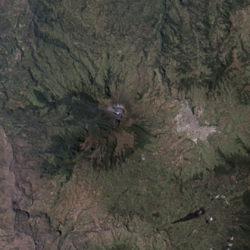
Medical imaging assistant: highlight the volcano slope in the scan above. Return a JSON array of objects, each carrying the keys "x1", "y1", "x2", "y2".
[{"x1": 1, "y1": 0, "x2": 250, "y2": 249}]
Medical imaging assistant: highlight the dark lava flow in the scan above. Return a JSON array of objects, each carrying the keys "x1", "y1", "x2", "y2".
[{"x1": 171, "y1": 208, "x2": 205, "y2": 224}]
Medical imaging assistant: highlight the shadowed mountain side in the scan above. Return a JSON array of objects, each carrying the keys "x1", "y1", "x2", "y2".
[{"x1": 16, "y1": 90, "x2": 153, "y2": 178}]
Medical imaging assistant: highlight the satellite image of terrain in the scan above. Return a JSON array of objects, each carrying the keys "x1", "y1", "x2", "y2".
[{"x1": 1, "y1": 0, "x2": 250, "y2": 249}]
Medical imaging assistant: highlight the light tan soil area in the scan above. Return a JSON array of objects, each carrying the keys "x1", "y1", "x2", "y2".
[{"x1": 0, "y1": 127, "x2": 35, "y2": 249}]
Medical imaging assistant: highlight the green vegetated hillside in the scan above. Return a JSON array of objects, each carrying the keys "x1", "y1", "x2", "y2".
[{"x1": 1, "y1": 0, "x2": 250, "y2": 249}]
